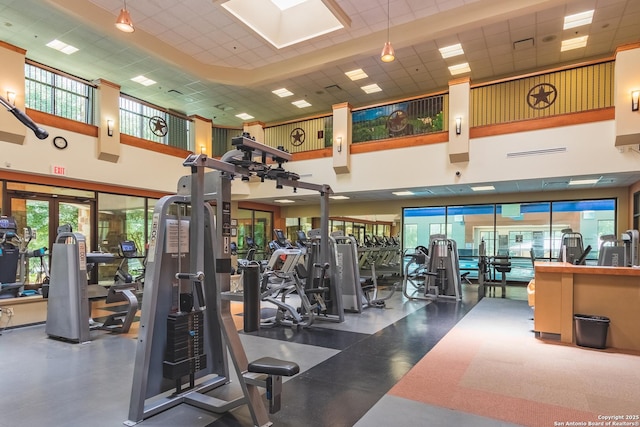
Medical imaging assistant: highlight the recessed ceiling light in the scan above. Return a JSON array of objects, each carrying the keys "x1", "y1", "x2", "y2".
[
  {"x1": 329, "y1": 195, "x2": 350, "y2": 200},
  {"x1": 471, "y1": 185, "x2": 495, "y2": 192},
  {"x1": 392, "y1": 191, "x2": 414, "y2": 196},
  {"x1": 439, "y1": 43, "x2": 464, "y2": 59},
  {"x1": 131, "y1": 75, "x2": 157, "y2": 86},
  {"x1": 46, "y1": 39, "x2": 79, "y2": 55},
  {"x1": 561, "y1": 36, "x2": 588, "y2": 52},
  {"x1": 235, "y1": 113, "x2": 255, "y2": 120},
  {"x1": 448, "y1": 63, "x2": 471, "y2": 76},
  {"x1": 345, "y1": 69, "x2": 368, "y2": 81},
  {"x1": 361, "y1": 83, "x2": 382, "y2": 94},
  {"x1": 569, "y1": 178, "x2": 599, "y2": 185},
  {"x1": 292, "y1": 99, "x2": 312, "y2": 108},
  {"x1": 274, "y1": 199, "x2": 295, "y2": 203},
  {"x1": 272, "y1": 88, "x2": 294, "y2": 97},
  {"x1": 563, "y1": 10, "x2": 594, "y2": 30}
]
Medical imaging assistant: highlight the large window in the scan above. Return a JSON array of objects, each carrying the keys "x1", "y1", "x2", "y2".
[
  {"x1": 403, "y1": 199, "x2": 616, "y2": 282},
  {"x1": 236, "y1": 208, "x2": 273, "y2": 260},
  {"x1": 25, "y1": 62, "x2": 95, "y2": 124}
]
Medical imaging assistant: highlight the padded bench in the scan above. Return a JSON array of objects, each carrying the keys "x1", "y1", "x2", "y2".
[{"x1": 246, "y1": 357, "x2": 300, "y2": 414}]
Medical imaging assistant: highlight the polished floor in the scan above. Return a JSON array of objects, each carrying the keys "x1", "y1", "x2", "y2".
[{"x1": 0, "y1": 284, "x2": 528, "y2": 427}]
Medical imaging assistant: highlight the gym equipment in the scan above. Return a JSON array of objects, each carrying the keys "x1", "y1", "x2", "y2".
[
  {"x1": 0, "y1": 93, "x2": 48, "y2": 139},
  {"x1": 46, "y1": 228, "x2": 139, "y2": 341},
  {"x1": 0, "y1": 217, "x2": 25, "y2": 298},
  {"x1": 402, "y1": 246, "x2": 436, "y2": 300},
  {"x1": 45, "y1": 230, "x2": 93, "y2": 342},
  {"x1": 597, "y1": 230, "x2": 639, "y2": 267},
  {"x1": 423, "y1": 235, "x2": 462, "y2": 301},
  {"x1": 126, "y1": 135, "x2": 326, "y2": 426},
  {"x1": 557, "y1": 229, "x2": 589, "y2": 265}
]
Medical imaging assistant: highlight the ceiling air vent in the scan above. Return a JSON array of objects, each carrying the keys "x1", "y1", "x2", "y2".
[{"x1": 513, "y1": 38, "x2": 534, "y2": 50}]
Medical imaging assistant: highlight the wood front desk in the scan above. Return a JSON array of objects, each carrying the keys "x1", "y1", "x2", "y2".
[{"x1": 534, "y1": 262, "x2": 640, "y2": 352}]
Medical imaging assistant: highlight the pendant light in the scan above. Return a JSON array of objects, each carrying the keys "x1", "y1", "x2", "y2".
[
  {"x1": 380, "y1": 0, "x2": 395, "y2": 63},
  {"x1": 115, "y1": 0, "x2": 135, "y2": 33}
]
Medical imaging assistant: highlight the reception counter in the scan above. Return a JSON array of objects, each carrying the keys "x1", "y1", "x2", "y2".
[{"x1": 534, "y1": 262, "x2": 640, "y2": 352}]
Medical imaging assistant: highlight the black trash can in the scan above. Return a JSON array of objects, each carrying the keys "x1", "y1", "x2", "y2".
[{"x1": 574, "y1": 314, "x2": 610, "y2": 349}]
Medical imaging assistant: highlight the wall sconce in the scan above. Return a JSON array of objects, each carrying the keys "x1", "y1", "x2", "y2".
[
  {"x1": 6, "y1": 91, "x2": 16, "y2": 106},
  {"x1": 336, "y1": 136, "x2": 343, "y2": 153},
  {"x1": 200, "y1": 145, "x2": 206, "y2": 154},
  {"x1": 632, "y1": 90, "x2": 640, "y2": 112},
  {"x1": 107, "y1": 119, "x2": 114, "y2": 137},
  {"x1": 455, "y1": 117, "x2": 462, "y2": 135}
]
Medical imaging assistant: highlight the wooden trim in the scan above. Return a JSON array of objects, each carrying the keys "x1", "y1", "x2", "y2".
[
  {"x1": 0, "y1": 40, "x2": 26, "y2": 55},
  {"x1": 350, "y1": 131, "x2": 448, "y2": 154},
  {"x1": 332, "y1": 102, "x2": 352, "y2": 110},
  {"x1": 26, "y1": 59, "x2": 97, "y2": 87},
  {"x1": 245, "y1": 121, "x2": 265, "y2": 127},
  {"x1": 0, "y1": 170, "x2": 168, "y2": 199},
  {"x1": 292, "y1": 147, "x2": 332, "y2": 161},
  {"x1": 471, "y1": 57, "x2": 615, "y2": 89},
  {"x1": 535, "y1": 261, "x2": 640, "y2": 277},
  {"x1": 26, "y1": 109, "x2": 98, "y2": 137},
  {"x1": 191, "y1": 115, "x2": 213, "y2": 124},
  {"x1": 449, "y1": 77, "x2": 470, "y2": 86},
  {"x1": 330, "y1": 216, "x2": 392, "y2": 225},
  {"x1": 94, "y1": 79, "x2": 121, "y2": 90},
  {"x1": 120, "y1": 134, "x2": 193, "y2": 158},
  {"x1": 470, "y1": 108, "x2": 615, "y2": 139},
  {"x1": 238, "y1": 201, "x2": 280, "y2": 215},
  {"x1": 616, "y1": 42, "x2": 640, "y2": 55}
]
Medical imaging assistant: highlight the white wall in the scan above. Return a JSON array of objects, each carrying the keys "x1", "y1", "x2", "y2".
[{"x1": 242, "y1": 119, "x2": 634, "y2": 200}]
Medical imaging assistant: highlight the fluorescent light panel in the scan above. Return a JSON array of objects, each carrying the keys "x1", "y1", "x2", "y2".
[
  {"x1": 292, "y1": 99, "x2": 312, "y2": 108},
  {"x1": 361, "y1": 84, "x2": 382, "y2": 94},
  {"x1": 345, "y1": 69, "x2": 368, "y2": 81},
  {"x1": 46, "y1": 39, "x2": 79, "y2": 55},
  {"x1": 235, "y1": 113, "x2": 254, "y2": 120},
  {"x1": 274, "y1": 199, "x2": 295, "y2": 203},
  {"x1": 131, "y1": 75, "x2": 157, "y2": 86},
  {"x1": 392, "y1": 191, "x2": 414, "y2": 196},
  {"x1": 439, "y1": 43, "x2": 464, "y2": 59},
  {"x1": 272, "y1": 88, "x2": 294, "y2": 97},
  {"x1": 471, "y1": 185, "x2": 495, "y2": 192},
  {"x1": 569, "y1": 178, "x2": 599, "y2": 185},
  {"x1": 563, "y1": 10, "x2": 594, "y2": 30},
  {"x1": 448, "y1": 63, "x2": 471, "y2": 75},
  {"x1": 221, "y1": 0, "x2": 350, "y2": 49},
  {"x1": 329, "y1": 195, "x2": 350, "y2": 200},
  {"x1": 561, "y1": 35, "x2": 588, "y2": 52}
]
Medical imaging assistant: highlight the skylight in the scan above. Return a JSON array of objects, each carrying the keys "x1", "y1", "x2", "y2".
[{"x1": 221, "y1": 0, "x2": 350, "y2": 49}]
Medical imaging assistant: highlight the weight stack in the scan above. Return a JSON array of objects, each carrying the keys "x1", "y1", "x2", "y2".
[{"x1": 163, "y1": 310, "x2": 207, "y2": 380}]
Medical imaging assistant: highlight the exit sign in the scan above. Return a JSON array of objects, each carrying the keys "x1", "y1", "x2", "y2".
[{"x1": 51, "y1": 165, "x2": 66, "y2": 176}]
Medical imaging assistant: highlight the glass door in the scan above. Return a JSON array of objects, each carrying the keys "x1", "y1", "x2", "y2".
[{"x1": 9, "y1": 195, "x2": 94, "y2": 286}]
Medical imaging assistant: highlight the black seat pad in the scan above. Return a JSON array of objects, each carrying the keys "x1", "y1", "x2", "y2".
[{"x1": 248, "y1": 357, "x2": 300, "y2": 377}]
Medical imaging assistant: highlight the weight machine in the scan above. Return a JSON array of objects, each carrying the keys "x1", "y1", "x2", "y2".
[{"x1": 126, "y1": 135, "x2": 332, "y2": 426}]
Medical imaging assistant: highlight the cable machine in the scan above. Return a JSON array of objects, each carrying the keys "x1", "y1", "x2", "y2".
[{"x1": 126, "y1": 135, "x2": 331, "y2": 426}]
